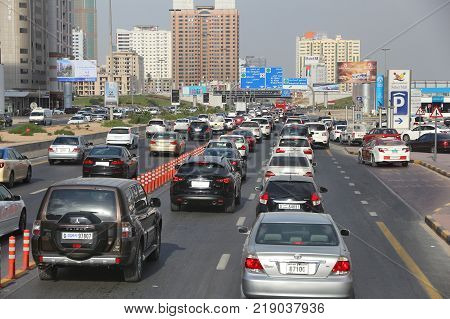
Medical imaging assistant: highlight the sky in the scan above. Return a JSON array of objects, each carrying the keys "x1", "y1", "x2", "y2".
[{"x1": 97, "y1": 0, "x2": 450, "y2": 79}]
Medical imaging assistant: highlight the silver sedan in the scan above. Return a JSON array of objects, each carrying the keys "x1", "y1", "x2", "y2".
[{"x1": 239, "y1": 212, "x2": 354, "y2": 298}]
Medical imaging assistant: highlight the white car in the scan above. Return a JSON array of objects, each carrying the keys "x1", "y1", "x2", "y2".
[
  {"x1": 330, "y1": 125, "x2": 347, "y2": 142},
  {"x1": 113, "y1": 109, "x2": 125, "y2": 119},
  {"x1": 305, "y1": 122, "x2": 329, "y2": 148},
  {"x1": 219, "y1": 135, "x2": 249, "y2": 158},
  {"x1": 76, "y1": 111, "x2": 91, "y2": 122},
  {"x1": 146, "y1": 119, "x2": 167, "y2": 138},
  {"x1": 240, "y1": 121, "x2": 262, "y2": 143},
  {"x1": 0, "y1": 147, "x2": 32, "y2": 188},
  {"x1": 174, "y1": 118, "x2": 190, "y2": 132},
  {"x1": 358, "y1": 138, "x2": 410, "y2": 167},
  {"x1": 149, "y1": 107, "x2": 161, "y2": 115},
  {"x1": 106, "y1": 127, "x2": 139, "y2": 149},
  {"x1": 251, "y1": 117, "x2": 271, "y2": 139},
  {"x1": 209, "y1": 115, "x2": 225, "y2": 133},
  {"x1": 53, "y1": 109, "x2": 65, "y2": 115},
  {"x1": 401, "y1": 125, "x2": 449, "y2": 142},
  {"x1": 198, "y1": 114, "x2": 209, "y2": 122},
  {"x1": 273, "y1": 136, "x2": 314, "y2": 162},
  {"x1": 341, "y1": 124, "x2": 366, "y2": 145},
  {"x1": 67, "y1": 116, "x2": 87, "y2": 125},
  {"x1": 0, "y1": 184, "x2": 27, "y2": 237},
  {"x1": 264, "y1": 152, "x2": 315, "y2": 182}
]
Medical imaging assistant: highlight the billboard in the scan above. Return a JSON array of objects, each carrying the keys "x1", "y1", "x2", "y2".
[
  {"x1": 57, "y1": 60, "x2": 97, "y2": 82},
  {"x1": 304, "y1": 56, "x2": 320, "y2": 66},
  {"x1": 388, "y1": 70, "x2": 411, "y2": 130},
  {"x1": 283, "y1": 78, "x2": 308, "y2": 90},
  {"x1": 337, "y1": 61, "x2": 377, "y2": 84},
  {"x1": 105, "y1": 82, "x2": 119, "y2": 104},
  {"x1": 312, "y1": 83, "x2": 340, "y2": 92},
  {"x1": 182, "y1": 86, "x2": 207, "y2": 96},
  {"x1": 240, "y1": 67, "x2": 283, "y2": 89},
  {"x1": 376, "y1": 74, "x2": 384, "y2": 110}
]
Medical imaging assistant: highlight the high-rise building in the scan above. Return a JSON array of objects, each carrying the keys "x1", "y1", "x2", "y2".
[
  {"x1": 116, "y1": 29, "x2": 131, "y2": 52},
  {"x1": 73, "y1": 0, "x2": 97, "y2": 60},
  {"x1": 72, "y1": 27, "x2": 87, "y2": 60},
  {"x1": 171, "y1": 0, "x2": 240, "y2": 88},
  {"x1": 296, "y1": 32, "x2": 360, "y2": 91},
  {"x1": 244, "y1": 56, "x2": 267, "y2": 68}
]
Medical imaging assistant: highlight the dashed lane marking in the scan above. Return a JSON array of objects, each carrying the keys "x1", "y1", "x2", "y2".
[
  {"x1": 248, "y1": 193, "x2": 256, "y2": 201},
  {"x1": 354, "y1": 191, "x2": 361, "y2": 195},
  {"x1": 340, "y1": 170, "x2": 346, "y2": 174},
  {"x1": 216, "y1": 254, "x2": 231, "y2": 271},
  {"x1": 433, "y1": 207, "x2": 442, "y2": 213},
  {"x1": 236, "y1": 217, "x2": 246, "y2": 227},
  {"x1": 337, "y1": 166, "x2": 342, "y2": 168},
  {"x1": 30, "y1": 188, "x2": 47, "y2": 195},
  {"x1": 326, "y1": 149, "x2": 332, "y2": 156},
  {"x1": 369, "y1": 212, "x2": 378, "y2": 217},
  {"x1": 376, "y1": 222, "x2": 442, "y2": 299},
  {"x1": 349, "y1": 183, "x2": 355, "y2": 186},
  {"x1": 344, "y1": 176, "x2": 350, "y2": 179},
  {"x1": 361, "y1": 200, "x2": 368, "y2": 205}
]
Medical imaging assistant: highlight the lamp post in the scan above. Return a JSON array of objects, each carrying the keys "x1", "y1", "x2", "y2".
[
  {"x1": 108, "y1": 0, "x2": 114, "y2": 120},
  {"x1": 381, "y1": 48, "x2": 390, "y2": 127}
]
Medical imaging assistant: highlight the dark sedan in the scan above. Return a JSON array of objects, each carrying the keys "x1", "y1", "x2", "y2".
[
  {"x1": 407, "y1": 133, "x2": 450, "y2": 153},
  {"x1": 188, "y1": 121, "x2": 212, "y2": 141},
  {"x1": 83, "y1": 146, "x2": 138, "y2": 178},
  {"x1": 203, "y1": 148, "x2": 247, "y2": 180}
]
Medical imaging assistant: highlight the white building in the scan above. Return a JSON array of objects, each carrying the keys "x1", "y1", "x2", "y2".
[
  {"x1": 302, "y1": 63, "x2": 328, "y2": 85},
  {"x1": 72, "y1": 27, "x2": 86, "y2": 60}
]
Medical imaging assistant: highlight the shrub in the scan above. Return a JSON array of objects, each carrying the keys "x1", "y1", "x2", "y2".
[
  {"x1": 54, "y1": 129, "x2": 75, "y2": 136},
  {"x1": 129, "y1": 113, "x2": 152, "y2": 124},
  {"x1": 102, "y1": 119, "x2": 130, "y2": 128},
  {"x1": 9, "y1": 124, "x2": 47, "y2": 136}
]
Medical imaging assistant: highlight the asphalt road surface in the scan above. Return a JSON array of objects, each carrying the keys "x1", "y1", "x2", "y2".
[{"x1": 1, "y1": 128, "x2": 449, "y2": 299}]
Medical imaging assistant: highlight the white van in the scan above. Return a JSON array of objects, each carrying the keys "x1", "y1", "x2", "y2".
[{"x1": 29, "y1": 108, "x2": 53, "y2": 125}]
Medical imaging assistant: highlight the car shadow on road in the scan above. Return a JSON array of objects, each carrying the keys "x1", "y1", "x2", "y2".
[{"x1": 141, "y1": 242, "x2": 186, "y2": 280}]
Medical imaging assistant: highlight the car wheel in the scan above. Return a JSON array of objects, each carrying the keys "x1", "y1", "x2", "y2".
[
  {"x1": 325, "y1": 143, "x2": 329, "y2": 148},
  {"x1": 18, "y1": 209, "x2": 26, "y2": 232},
  {"x1": 402, "y1": 162, "x2": 409, "y2": 167},
  {"x1": 171, "y1": 202, "x2": 180, "y2": 212},
  {"x1": 403, "y1": 135, "x2": 410, "y2": 142},
  {"x1": 371, "y1": 155, "x2": 378, "y2": 167},
  {"x1": 148, "y1": 228, "x2": 161, "y2": 262},
  {"x1": 24, "y1": 166, "x2": 32, "y2": 183},
  {"x1": 49, "y1": 159, "x2": 55, "y2": 165},
  {"x1": 123, "y1": 242, "x2": 143, "y2": 282},
  {"x1": 38, "y1": 266, "x2": 57, "y2": 281},
  {"x1": 7, "y1": 171, "x2": 14, "y2": 188},
  {"x1": 225, "y1": 198, "x2": 236, "y2": 213},
  {"x1": 358, "y1": 153, "x2": 364, "y2": 164}
]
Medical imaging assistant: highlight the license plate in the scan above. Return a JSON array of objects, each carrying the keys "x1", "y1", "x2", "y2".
[
  {"x1": 191, "y1": 181, "x2": 209, "y2": 188},
  {"x1": 95, "y1": 162, "x2": 110, "y2": 167},
  {"x1": 195, "y1": 128, "x2": 201, "y2": 132},
  {"x1": 58, "y1": 148, "x2": 69, "y2": 153},
  {"x1": 62, "y1": 232, "x2": 93, "y2": 240},
  {"x1": 286, "y1": 263, "x2": 309, "y2": 275},
  {"x1": 392, "y1": 149, "x2": 398, "y2": 153},
  {"x1": 279, "y1": 204, "x2": 302, "y2": 210}
]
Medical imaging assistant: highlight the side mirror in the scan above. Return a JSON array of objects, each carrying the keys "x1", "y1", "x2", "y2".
[
  {"x1": 340, "y1": 229, "x2": 350, "y2": 237},
  {"x1": 254, "y1": 185, "x2": 262, "y2": 192},
  {"x1": 238, "y1": 226, "x2": 250, "y2": 235},
  {"x1": 131, "y1": 153, "x2": 137, "y2": 158},
  {"x1": 175, "y1": 164, "x2": 180, "y2": 170},
  {"x1": 22, "y1": 155, "x2": 28, "y2": 160},
  {"x1": 319, "y1": 186, "x2": 328, "y2": 193},
  {"x1": 12, "y1": 195, "x2": 22, "y2": 201},
  {"x1": 308, "y1": 134, "x2": 313, "y2": 138},
  {"x1": 312, "y1": 162, "x2": 317, "y2": 167},
  {"x1": 89, "y1": 142, "x2": 94, "y2": 146},
  {"x1": 149, "y1": 198, "x2": 161, "y2": 208}
]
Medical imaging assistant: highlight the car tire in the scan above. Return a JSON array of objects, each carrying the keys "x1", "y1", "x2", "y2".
[
  {"x1": 371, "y1": 155, "x2": 378, "y2": 167},
  {"x1": 403, "y1": 135, "x2": 410, "y2": 142},
  {"x1": 18, "y1": 209, "x2": 26, "y2": 232},
  {"x1": 123, "y1": 242, "x2": 143, "y2": 282},
  {"x1": 49, "y1": 159, "x2": 55, "y2": 165},
  {"x1": 148, "y1": 228, "x2": 161, "y2": 262},
  {"x1": 402, "y1": 162, "x2": 409, "y2": 167},
  {"x1": 171, "y1": 202, "x2": 180, "y2": 212},
  {"x1": 7, "y1": 171, "x2": 14, "y2": 188},
  {"x1": 358, "y1": 153, "x2": 364, "y2": 164},
  {"x1": 24, "y1": 166, "x2": 32, "y2": 183},
  {"x1": 225, "y1": 198, "x2": 236, "y2": 213},
  {"x1": 38, "y1": 266, "x2": 57, "y2": 281},
  {"x1": 325, "y1": 143, "x2": 329, "y2": 148}
]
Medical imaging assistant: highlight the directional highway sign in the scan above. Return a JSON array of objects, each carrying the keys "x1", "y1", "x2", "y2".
[
  {"x1": 283, "y1": 78, "x2": 308, "y2": 90},
  {"x1": 240, "y1": 67, "x2": 283, "y2": 89},
  {"x1": 265, "y1": 67, "x2": 283, "y2": 89}
]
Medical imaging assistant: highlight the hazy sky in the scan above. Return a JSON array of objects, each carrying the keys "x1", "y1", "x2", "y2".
[{"x1": 97, "y1": 0, "x2": 450, "y2": 79}]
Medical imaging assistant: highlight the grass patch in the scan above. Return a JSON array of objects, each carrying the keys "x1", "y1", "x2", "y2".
[
  {"x1": 102, "y1": 120, "x2": 131, "y2": 128},
  {"x1": 54, "y1": 129, "x2": 75, "y2": 136},
  {"x1": 9, "y1": 124, "x2": 47, "y2": 136},
  {"x1": 317, "y1": 96, "x2": 353, "y2": 109}
]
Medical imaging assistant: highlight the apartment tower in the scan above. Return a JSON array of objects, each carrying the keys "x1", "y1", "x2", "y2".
[{"x1": 73, "y1": 0, "x2": 97, "y2": 60}]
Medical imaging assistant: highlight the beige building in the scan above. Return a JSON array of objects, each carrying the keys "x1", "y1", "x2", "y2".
[
  {"x1": 296, "y1": 33, "x2": 360, "y2": 91},
  {"x1": 171, "y1": 0, "x2": 239, "y2": 89}
]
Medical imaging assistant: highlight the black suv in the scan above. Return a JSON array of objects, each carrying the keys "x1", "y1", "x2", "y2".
[
  {"x1": 32, "y1": 178, "x2": 162, "y2": 282},
  {"x1": 255, "y1": 175, "x2": 327, "y2": 216},
  {"x1": 170, "y1": 156, "x2": 241, "y2": 213},
  {"x1": 188, "y1": 121, "x2": 212, "y2": 141}
]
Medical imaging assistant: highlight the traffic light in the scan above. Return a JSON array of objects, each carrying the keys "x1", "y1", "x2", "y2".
[
  {"x1": 171, "y1": 89, "x2": 180, "y2": 105},
  {"x1": 203, "y1": 93, "x2": 210, "y2": 104}
]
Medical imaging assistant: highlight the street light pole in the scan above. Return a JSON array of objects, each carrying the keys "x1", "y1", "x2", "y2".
[
  {"x1": 381, "y1": 48, "x2": 390, "y2": 127},
  {"x1": 108, "y1": 0, "x2": 114, "y2": 120}
]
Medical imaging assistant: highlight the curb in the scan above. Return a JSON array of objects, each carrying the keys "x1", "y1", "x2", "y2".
[
  {"x1": 413, "y1": 160, "x2": 450, "y2": 178},
  {"x1": 425, "y1": 215, "x2": 450, "y2": 245},
  {"x1": 0, "y1": 262, "x2": 36, "y2": 289}
]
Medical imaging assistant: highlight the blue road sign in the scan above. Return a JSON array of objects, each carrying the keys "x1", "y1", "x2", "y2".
[
  {"x1": 395, "y1": 118, "x2": 403, "y2": 124},
  {"x1": 432, "y1": 96, "x2": 444, "y2": 103},
  {"x1": 283, "y1": 78, "x2": 308, "y2": 90},
  {"x1": 240, "y1": 67, "x2": 266, "y2": 89},
  {"x1": 391, "y1": 91, "x2": 409, "y2": 115},
  {"x1": 376, "y1": 74, "x2": 384, "y2": 110},
  {"x1": 281, "y1": 89, "x2": 291, "y2": 97},
  {"x1": 265, "y1": 67, "x2": 283, "y2": 89}
]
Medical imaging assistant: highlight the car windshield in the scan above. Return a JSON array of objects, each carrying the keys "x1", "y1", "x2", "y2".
[
  {"x1": 353, "y1": 125, "x2": 365, "y2": 131},
  {"x1": 71, "y1": 116, "x2": 83, "y2": 120},
  {"x1": 109, "y1": 128, "x2": 129, "y2": 134},
  {"x1": 153, "y1": 133, "x2": 177, "y2": 140},
  {"x1": 241, "y1": 122, "x2": 259, "y2": 128},
  {"x1": 191, "y1": 122, "x2": 207, "y2": 128},
  {"x1": 46, "y1": 189, "x2": 117, "y2": 222},
  {"x1": 269, "y1": 156, "x2": 309, "y2": 167},
  {"x1": 234, "y1": 130, "x2": 253, "y2": 137},
  {"x1": 53, "y1": 137, "x2": 79, "y2": 146},
  {"x1": 279, "y1": 139, "x2": 309, "y2": 147},
  {"x1": 176, "y1": 119, "x2": 189, "y2": 123},
  {"x1": 336, "y1": 126, "x2": 347, "y2": 130},
  {"x1": 89, "y1": 147, "x2": 122, "y2": 156},
  {"x1": 204, "y1": 148, "x2": 236, "y2": 158},
  {"x1": 374, "y1": 129, "x2": 398, "y2": 134},
  {"x1": 0, "y1": 149, "x2": 6, "y2": 159},
  {"x1": 30, "y1": 111, "x2": 43, "y2": 116},
  {"x1": 256, "y1": 223, "x2": 339, "y2": 246},
  {"x1": 308, "y1": 124, "x2": 326, "y2": 131},
  {"x1": 178, "y1": 162, "x2": 227, "y2": 175},
  {"x1": 252, "y1": 119, "x2": 269, "y2": 124}
]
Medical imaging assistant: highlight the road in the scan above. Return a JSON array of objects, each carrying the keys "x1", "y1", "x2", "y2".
[{"x1": 0, "y1": 127, "x2": 449, "y2": 299}]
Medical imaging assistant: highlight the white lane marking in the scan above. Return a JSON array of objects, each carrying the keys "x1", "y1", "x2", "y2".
[
  {"x1": 30, "y1": 188, "x2": 47, "y2": 195},
  {"x1": 349, "y1": 183, "x2": 355, "y2": 186},
  {"x1": 216, "y1": 254, "x2": 231, "y2": 271},
  {"x1": 331, "y1": 157, "x2": 336, "y2": 160},
  {"x1": 354, "y1": 191, "x2": 361, "y2": 195},
  {"x1": 236, "y1": 217, "x2": 246, "y2": 227},
  {"x1": 369, "y1": 212, "x2": 378, "y2": 217},
  {"x1": 333, "y1": 162, "x2": 339, "y2": 164},
  {"x1": 256, "y1": 177, "x2": 262, "y2": 183},
  {"x1": 248, "y1": 193, "x2": 256, "y2": 200},
  {"x1": 361, "y1": 200, "x2": 368, "y2": 205},
  {"x1": 340, "y1": 170, "x2": 346, "y2": 174},
  {"x1": 337, "y1": 166, "x2": 342, "y2": 168},
  {"x1": 344, "y1": 176, "x2": 350, "y2": 179}
]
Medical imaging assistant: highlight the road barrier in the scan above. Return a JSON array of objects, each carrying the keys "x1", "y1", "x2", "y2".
[
  {"x1": 8, "y1": 236, "x2": 16, "y2": 279},
  {"x1": 22, "y1": 230, "x2": 30, "y2": 270}
]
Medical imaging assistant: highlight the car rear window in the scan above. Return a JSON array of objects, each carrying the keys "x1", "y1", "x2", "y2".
[
  {"x1": 279, "y1": 139, "x2": 309, "y2": 147},
  {"x1": 220, "y1": 136, "x2": 244, "y2": 143},
  {"x1": 308, "y1": 124, "x2": 326, "y2": 131},
  {"x1": 109, "y1": 128, "x2": 129, "y2": 134},
  {"x1": 353, "y1": 125, "x2": 365, "y2": 131},
  {"x1": 30, "y1": 111, "x2": 44, "y2": 116},
  {"x1": 190, "y1": 122, "x2": 207, "y2": 128},
  {"x1": 176, "y1": 119, "x2": 189, "y2": 123},
  {"x1": 256, "y1": 223, "x2": 339, "y2": 246},
  {"x1": 281, "y1": 127, "x2": 309, "y2": 137},
  {"x1": 89, "y1": 147, "x2": 122, "y2": 156},
  {"x1": 252, "y1": 118, "x2": 269, "y2": 124},
  {"x1": 46, "y1": 189, "x2": 117, "y2": 222},
  {"x1": 149, "y1": 120, "x2": 164, "y2": 126},
  {"x1": 376, "y1": 140, "x2": 405, "y2": 146},
  {"x1": 266, "y1": 181, "x2": 316, "y2": 198},
  {"x1": 204, "y1": 148, "x2": 236, "y2": 158},
  {"x1": 233, "y1": 130, "x2": 253, "y2": 137},
  {"x1": 269, "y1": 156, "x2": 309, "y2": 167},
  {"x1": 178, "y1": 162, "x2": 227, "y2": 175},
  {"x1": 241, "y1": 122, "x2": 259, "y2": 128},
  {"x1": 207, "y1": 141, "x2": 233, "y2": 149},
  {"x1": 153, "y1": 133, "x2": 177, "y2": 139},
  {"x1": 53, "y1": 137, "x2": 79, "y2": 146}
]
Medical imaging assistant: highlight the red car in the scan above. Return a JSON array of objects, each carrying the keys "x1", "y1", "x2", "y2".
[
  {"x1": 233, "y1": 129, "x2": 256, "y2": 152},
  {"x1": 363, "y1": 128, "x2": 400, "y2": 144},
  {"x1": 233, "y1": 116, "x2": 245, "y2": 126}
]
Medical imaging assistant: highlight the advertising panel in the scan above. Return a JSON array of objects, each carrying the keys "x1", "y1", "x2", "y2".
[
  {"x1": 283, "y1": 78, "x2": 308, "y2": 90},
  {"x1": 304, "y1": 56, "x2": 320, "y2": 66},
  {"x1": 312, "y1": 83, "x2": 340, "y2": 92},
  {"x1": 105, "y1": 82, "x2": 119, "y2": 105},
  {"x1": 388, "y1": 70, "x2": 411, "y2": 130},
  {"x1": 182, "y1": 86, "x2": 207, "y2": 96},
  {"x1": 337, "y1": 61, "x2": 377, "y2": 84},
  {"x1": 57, "y1": 60, "x2": 97, "y2": 82},
  {"x1": 376, "y1": 74, "x2": 384, "y2": 110}
]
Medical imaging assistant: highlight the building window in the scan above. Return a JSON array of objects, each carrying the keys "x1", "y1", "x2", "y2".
[
  {"x1": 20, "y1": 48, "x2": 28, "y2": 54},
  {"x1": 20, "y1": 28, "x2": 28, "y2": 33},
  {"x1": 19, "y1": 2, "x2": 27, "y2": 8}
]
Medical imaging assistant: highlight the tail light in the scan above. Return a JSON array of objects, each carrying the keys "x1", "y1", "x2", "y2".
[
  {"x1": 72, "y1": 147, "x2": 80, "y2": 153},
  {"x1": 304, "y1": 172, "x2": 313, "y2": 177},
  {"x1": 48, "y1": 147, "x2": 54, "y2": 152},
  {"x1": 216, "y1": 177, "x2": 231, "y2": 184},
  {"x1": 230, "y1": 161, "x2": 238, "y2": 166},
  {"x1": 170, "y1": 141, "x2": 178, "y2": 145},
  {"x1": 121, "y1": 222, "x2": 132, "y2": 238},
  {"x1": 402, "y1": 148, "x2": 410, "y2": 152},
  {"x1": 311, "y1": 192, "x2": 321, "y2": 206},
  {"x1": 303, "y1": 148, "x2": 313, "y2": 155},
  {"x1": 173, "y1": 176, "x2": 185, "y2": 182},
  {"x1": 240, "y1": 145, "x2": 246, "y2": 150},
  {"x1": 0, "y1": 162, "x2": 4, "y2": 168},
  {"x1": 83, "y1": 159, "x2": 94, "y2": 165},
  {"x1": 245, "y1": 256, "x2": 264, "y2": 273},
  {"x1": 331, "y1": 257, "x2": 351, "y2": 275},
  {"x1": 443, "y1": 141, "x2": 449, "y2": 147},
  {"x1": 275, "y1": 148, "x2": 285, "y2": 153},
  {"x1": 150, "y1": 140, "x2": 156, "y2": 145},
  {"x1": 378, "y1": 148, "x2": 387, "y2": 153},
  {"x1": 259, "y1": 192, "x2": 269, "y2": 204},
  {"x1": 32, "y1": 220, "x2": 41, "y2": 236},
  {"x1": 206, "y1": 128, "x2": 211, "y2": 132},
  {"x1": 111, "y1": 160, "x2": 124, "y2": 165},
  {"x1": 265, "y1": 171, "x2": 275, "y2": 178}
]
